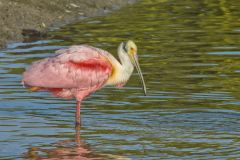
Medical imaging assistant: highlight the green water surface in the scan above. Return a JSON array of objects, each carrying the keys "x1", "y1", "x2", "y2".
[{"x1": 0, "y1": 0, "x2": 240, "y2": 159}]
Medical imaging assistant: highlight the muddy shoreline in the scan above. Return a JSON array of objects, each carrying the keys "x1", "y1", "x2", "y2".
[{"x1": 0, "y1": 0, "x2": 136, "y2": 48}]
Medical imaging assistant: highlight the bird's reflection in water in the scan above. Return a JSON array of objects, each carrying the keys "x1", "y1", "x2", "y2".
[
  {"x1": 24, "y1": 126, "x2": 130, "y2": 160},
  {"x1": 24, "y1": 127, "x2": 101, "y2": 160}
]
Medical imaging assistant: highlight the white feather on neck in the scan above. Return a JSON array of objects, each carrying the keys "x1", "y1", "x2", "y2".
[{"x1": 106, "y1": 43, "x2": 134, "y2": 86}]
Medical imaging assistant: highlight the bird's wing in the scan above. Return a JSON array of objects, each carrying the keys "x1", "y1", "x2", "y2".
[{"x1": 22, "y1": 45, "x2": 113, "y2": 89}]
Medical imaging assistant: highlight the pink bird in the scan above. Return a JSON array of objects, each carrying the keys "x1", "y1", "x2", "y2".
[{"x1": 22, "y1": 40, "x2": 146, "y2": 126}]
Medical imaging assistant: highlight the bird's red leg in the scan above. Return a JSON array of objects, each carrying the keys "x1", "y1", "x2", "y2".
[{"x1": 75, "y1": 101, "x2": 81, "y2": 127}]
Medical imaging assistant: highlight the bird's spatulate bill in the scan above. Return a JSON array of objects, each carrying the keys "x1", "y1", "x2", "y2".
[{"x1": 133, "y1": 54, "x2": 147, "y2": 96}]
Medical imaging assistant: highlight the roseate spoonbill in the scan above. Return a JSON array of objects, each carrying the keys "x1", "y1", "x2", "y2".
[{"x1": 22, "y1": 40, "x2": 146, "y2": 126}]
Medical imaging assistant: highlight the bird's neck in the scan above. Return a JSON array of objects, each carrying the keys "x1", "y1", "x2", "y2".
[{"x1": 106, "y1": 47, "x2": 134, "y2": 86}]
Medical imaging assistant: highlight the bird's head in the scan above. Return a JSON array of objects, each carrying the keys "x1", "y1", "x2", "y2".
[
  {"x1": 124, "y1": 40, "x2": 138, "y2": 56},
  {"x1": 121, "y1": 40, "x2": 147, "y2": 96}
]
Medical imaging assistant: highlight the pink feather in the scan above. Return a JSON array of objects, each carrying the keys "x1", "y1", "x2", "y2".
[{"x1": 22, "y1": 45, "x2": 113, "y2": 101}]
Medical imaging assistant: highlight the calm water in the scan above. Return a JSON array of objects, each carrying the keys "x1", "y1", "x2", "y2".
[{"x1": 1, "y1": 0, "x2": 240, "y2": 159}]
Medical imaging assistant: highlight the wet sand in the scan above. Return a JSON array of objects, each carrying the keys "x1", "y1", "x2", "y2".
[{"x1": 0, "y1": 0, "x2": 136, "y2": 48}]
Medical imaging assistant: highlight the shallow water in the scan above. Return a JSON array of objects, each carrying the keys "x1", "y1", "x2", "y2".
[{"x1": 1, "y1": 0, "x2": 240, "y2": 159}]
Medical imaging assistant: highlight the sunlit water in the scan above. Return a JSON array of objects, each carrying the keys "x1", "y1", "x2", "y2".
[{"x1": 1, "y1": 0, "x2": 240, "y2": 159}]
